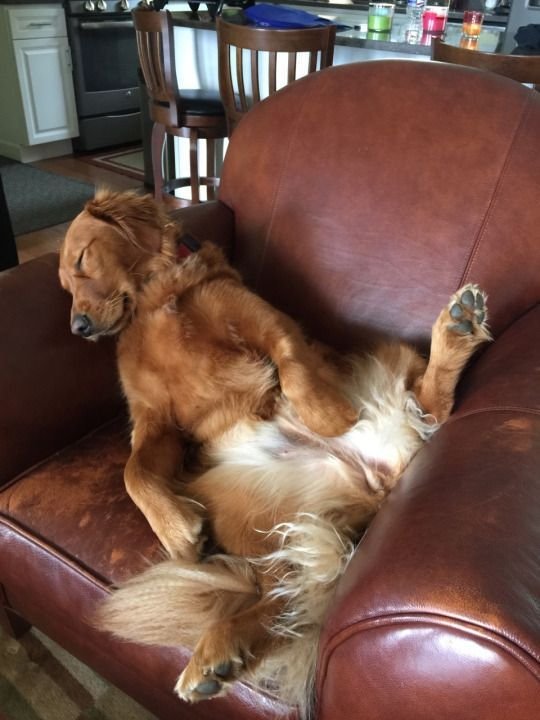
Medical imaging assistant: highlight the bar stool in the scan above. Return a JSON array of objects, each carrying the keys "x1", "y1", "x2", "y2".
[
  {"x1": 133, "y1": 8, "x2": 228, "y2": 203},
  {"x1": 217, "y1": 17, "x2": 336, "y2": 135},
  {"x1": 431, "y1": 37, "x2": 540, "y2": 91}
]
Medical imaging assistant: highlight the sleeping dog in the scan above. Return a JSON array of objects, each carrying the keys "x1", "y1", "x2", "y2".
[{"x1": 59, "y1": 189, "x2": 490, "y2": 716}]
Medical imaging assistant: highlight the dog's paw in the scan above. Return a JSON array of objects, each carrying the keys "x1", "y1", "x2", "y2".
[
  {"x1": 298, "y1": 385, "x2": 358, "y2": 438},
  {"x1": 148, "y1": 498, "x2": 205, "y2": 561},
  {"x1": 280, "y1": 361, "x2": 358, "y2": 437},
  {"x1": 174, "y1": 646, "x2": 244, "y2": 702},
  {"x1": 447, "y1": 284, "x2": 490, "y2": 339}
]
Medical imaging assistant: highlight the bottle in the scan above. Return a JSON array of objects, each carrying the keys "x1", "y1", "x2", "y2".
[
  {"x1": 405, "y1": 0, "x2": 425, "y2": 43},
  {"x1": 407, "y1": 0, "x2": 425, "y2": 22}
]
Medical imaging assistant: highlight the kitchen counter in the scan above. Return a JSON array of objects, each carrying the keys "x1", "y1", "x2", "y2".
[{"x1": 173, "y1": 6, "x2": 507, "y2": 57}]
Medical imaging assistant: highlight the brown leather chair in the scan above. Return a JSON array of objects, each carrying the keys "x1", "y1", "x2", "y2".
[
  {"x1": 217, "y1": 16, "x2": 336, "y2": 135},
  {"x1": 1, "y1": 60, "x2": 539, "y2": 720},
  {"x1": 431, "y1": 36, "x2": 540, "y2": 89},
  {"x1": 134, "y1": 8, "x2": 227, "y2": 203}
]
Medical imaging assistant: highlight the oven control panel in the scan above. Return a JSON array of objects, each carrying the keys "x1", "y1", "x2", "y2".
[{"x1": 67, "y1": 0, "x2": 143, "y2": 14}]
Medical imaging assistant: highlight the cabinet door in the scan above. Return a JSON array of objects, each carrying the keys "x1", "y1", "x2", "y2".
[{"x1": 13, "y1": 37, "x2": 79, "y2": 145}]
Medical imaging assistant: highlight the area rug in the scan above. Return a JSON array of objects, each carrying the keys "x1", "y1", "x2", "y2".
[
  {"x1": 0, "y1": 157, "x2": 94, "y2": 236},
  {"x1": 0, "y1": 624, "x2": 157, "y2": 720},
  {"x1": 88, "y1": 147, "x2": 145, "y2": 181}
]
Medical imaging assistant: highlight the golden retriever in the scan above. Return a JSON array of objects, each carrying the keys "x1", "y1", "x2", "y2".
[{"x1": 59, "y1": 190, "x2": 490, "y2": 717}]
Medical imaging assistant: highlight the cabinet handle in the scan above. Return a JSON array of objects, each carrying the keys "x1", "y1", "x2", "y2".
[
  {"x1": 65, "y1": 46, "x2": 73, "y2": 70},
  {"x1": 79, "y1": 20, "x2": 134, "y2": 30},
  {"x1": 27, "y1": 22, "x2": 54, "y2": 28}
]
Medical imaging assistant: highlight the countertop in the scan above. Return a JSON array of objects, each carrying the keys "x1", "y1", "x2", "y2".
[
  {"x1": 181, "y1": 0, "x2": 510, "y2": 26},
  {"x1": 173, "y1": 6, "x2": 507, "y2": 57}
]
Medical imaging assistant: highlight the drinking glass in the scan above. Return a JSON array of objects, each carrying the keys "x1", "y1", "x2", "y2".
[
  {"x1": 422, "y1": 5, "x2": 449, "y2": 34},
  {"x1": 368, "y1": 3, "x2": 395, "y2": 33},
  {"x1": 462, "y1": 10, "x2": 484, "y2": 38}
]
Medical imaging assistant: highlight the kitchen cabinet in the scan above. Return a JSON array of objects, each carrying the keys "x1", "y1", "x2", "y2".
[{"x1": 0, "y1": 5, "x2": 78, "y2": 162}]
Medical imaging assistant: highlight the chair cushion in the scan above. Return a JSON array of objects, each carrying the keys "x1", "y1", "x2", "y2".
[
  {"x1": 179, "y1": 89, "x2": 225, "y2": 116},
  {"x1": 0, "y1": 417, "x2": 293, "y2": 720}
]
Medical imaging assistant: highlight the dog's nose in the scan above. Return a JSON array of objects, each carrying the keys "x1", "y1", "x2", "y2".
[{"x1": 71, "y1": 314, "x2": 93, "y2": 337}]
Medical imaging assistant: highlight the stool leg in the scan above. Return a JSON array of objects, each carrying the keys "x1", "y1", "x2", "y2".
[
  {"x1": 151, "y1": 123, "x2": 166, "y2": 202},
  {"x1": 189, "y1": 129, "x2": 200, "y2": 204},
  {"x1": 206, "y1": 139, "x2": 216, "y2": 201}
]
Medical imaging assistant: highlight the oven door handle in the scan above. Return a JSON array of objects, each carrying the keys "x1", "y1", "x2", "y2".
[{"x1": 79, "y1": 20, "x2": 135, "y2": 30}]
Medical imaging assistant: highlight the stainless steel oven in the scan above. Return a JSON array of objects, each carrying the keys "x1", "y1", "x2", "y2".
[{"x1": 65, "y1": 0, "x2": 142, "y2": 151}]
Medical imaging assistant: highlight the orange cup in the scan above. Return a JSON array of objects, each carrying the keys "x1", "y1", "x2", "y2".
[{"x1": 462, "y1": 10, "x2": 484, "y2": 38}]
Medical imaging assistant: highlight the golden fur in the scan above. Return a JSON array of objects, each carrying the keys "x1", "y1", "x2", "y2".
[{"x1": 59, "y1": 190, "x2": 491, "y2": 717}]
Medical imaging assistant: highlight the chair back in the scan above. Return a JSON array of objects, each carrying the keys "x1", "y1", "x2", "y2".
[
  {"x1": 133, "y1": 9, "x2": 179, "y2": 126},
  {"x1": 218, "y1": 60, "x2": 540, "y2": 350},
  {"x1": 431, "y1": 37, "x2": 540, "y2": 88},
  {"x1": 217, "y1": 17, "x2": 336, "y2": 134}
]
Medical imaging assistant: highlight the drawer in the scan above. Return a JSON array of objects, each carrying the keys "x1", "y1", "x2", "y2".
[{"x1": 7, "y1": 5, "x2": 67, "y2": 40}]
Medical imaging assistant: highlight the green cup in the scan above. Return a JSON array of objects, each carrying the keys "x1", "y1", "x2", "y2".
[{"x1": 368, "y1": 2, "x2": 395, "y2": 32}]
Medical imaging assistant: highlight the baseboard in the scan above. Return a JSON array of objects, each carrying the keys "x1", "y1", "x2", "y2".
[{"x1": 0, "y1": 138, "x2": 74, "y2": 163}]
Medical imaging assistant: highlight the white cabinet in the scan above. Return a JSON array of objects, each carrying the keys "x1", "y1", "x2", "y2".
[
  {"x1": 0, "y1": 5, "x2": 79, "y2": 161},
  {"x1": 13, "y1": 36, "x2": 78, "y2": 145}
]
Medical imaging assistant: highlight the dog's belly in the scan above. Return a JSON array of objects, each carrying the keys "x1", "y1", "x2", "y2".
[{"x1": 190, "y1": 347, "x2": 434, "y2": 557}]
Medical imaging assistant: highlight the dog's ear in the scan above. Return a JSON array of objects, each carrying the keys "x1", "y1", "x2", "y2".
[{"x1": 85, "y1": 189, "x2": 176, "y2": 260}]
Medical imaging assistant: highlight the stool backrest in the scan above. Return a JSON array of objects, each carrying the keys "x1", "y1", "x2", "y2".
[
  {"x1": 133, "y1": 9, "x2": 179, "y2": 126},
  {"x1": 217, "y1": 17, "x2": 336, "y2": 135},
  {"x1": 431, "y1": 37, "x2": 540, "y2": 89}
]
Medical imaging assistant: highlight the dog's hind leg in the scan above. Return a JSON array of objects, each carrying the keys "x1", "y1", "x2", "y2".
[
  {"x1": 414, "y1": 284, "x2": 491, "y2": 424},
  {"x1": 174, "y1": 571, "x2": 284, "y2": 702}
]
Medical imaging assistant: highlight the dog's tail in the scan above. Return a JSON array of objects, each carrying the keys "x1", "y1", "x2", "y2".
[
  {"x1": 94, "y1": 554, "x2": 258, "y2": 650},
  {"x1": 94, "y1": 516, "x2": 356, "y2": 719},
  {"x1": 251, "y1": 513, "x2": 356, "y2": 718}
]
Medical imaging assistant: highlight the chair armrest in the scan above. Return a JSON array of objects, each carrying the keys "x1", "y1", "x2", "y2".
[
  {"x1": 0, "y1": 255, "x2": 123, "y2": 488},
  {"x1": 316, "y1": 305, "x2": 540, "y2": 719},
  {"x1": 170, "y1": 200, "x2": 235, "y2": 259}
]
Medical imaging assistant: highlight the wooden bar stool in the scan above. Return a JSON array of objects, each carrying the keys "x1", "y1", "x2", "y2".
[
  {"x1": 217, "y1": 17, "x2": 336, "y2": 135},
  {"x1": 431, "y1": 37, "x2": 540, "y2": 91},
  {"x1": 133, "y1": 8, "x2": 228, "y2": 203}
]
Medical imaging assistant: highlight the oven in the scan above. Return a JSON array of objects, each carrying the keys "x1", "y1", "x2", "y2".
[{"x1": 65, "y1": 0, "x2": 142, "y2": 151}]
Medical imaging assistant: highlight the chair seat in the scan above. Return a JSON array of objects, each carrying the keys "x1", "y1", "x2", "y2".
[{"x1": 179, "y1": 88, "x2": 225, "y2": 116}]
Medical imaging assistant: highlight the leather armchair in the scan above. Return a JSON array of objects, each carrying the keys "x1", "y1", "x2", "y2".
[{"x1": 1, "y1": 60, "x2": 539, "y2": 719}]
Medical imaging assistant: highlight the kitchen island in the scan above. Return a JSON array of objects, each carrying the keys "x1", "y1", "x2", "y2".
[
  {"x1": 147, "y1": 1, "x2": 511, "y2": 198},
  {"x1": 177, "y1": 1, "x2": 508, "y2": 55},
  {"x1": 170, "y1": 3, "x2": 507, "y2": 92}
]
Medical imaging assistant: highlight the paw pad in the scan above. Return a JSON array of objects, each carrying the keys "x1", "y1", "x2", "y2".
[
  {"x1": 194, "y1": 679, "x2": 221, "y2": 696},
  {"x1": 176, "y1": 655, "x2": 244, "y2": 702},
  {"x1": 448, "y1": 285, "x2": 488, "y2": 336}
]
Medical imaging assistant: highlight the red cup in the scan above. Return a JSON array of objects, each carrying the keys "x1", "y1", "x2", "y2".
[{"x1": 422, "y1": 6, "x2": 449, "y2": 34}]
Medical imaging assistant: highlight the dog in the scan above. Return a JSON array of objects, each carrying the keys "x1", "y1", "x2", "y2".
[{"x1": 59, "y1": 189, "x2": 491, "y2": 717}]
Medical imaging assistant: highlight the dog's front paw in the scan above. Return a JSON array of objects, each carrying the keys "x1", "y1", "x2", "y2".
[
  {"x1": 448, "y1": 284, "x2": 490, "y2": 338},
  {"x1": 148, "y1": 498, "x2": 205, "y2": 561},
  {"x1": 298, "y1": 385, "x2": 358, "y2": 437},
  {"x1": 280, "y1": 361, "x2": 358, "y2": 437}
]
